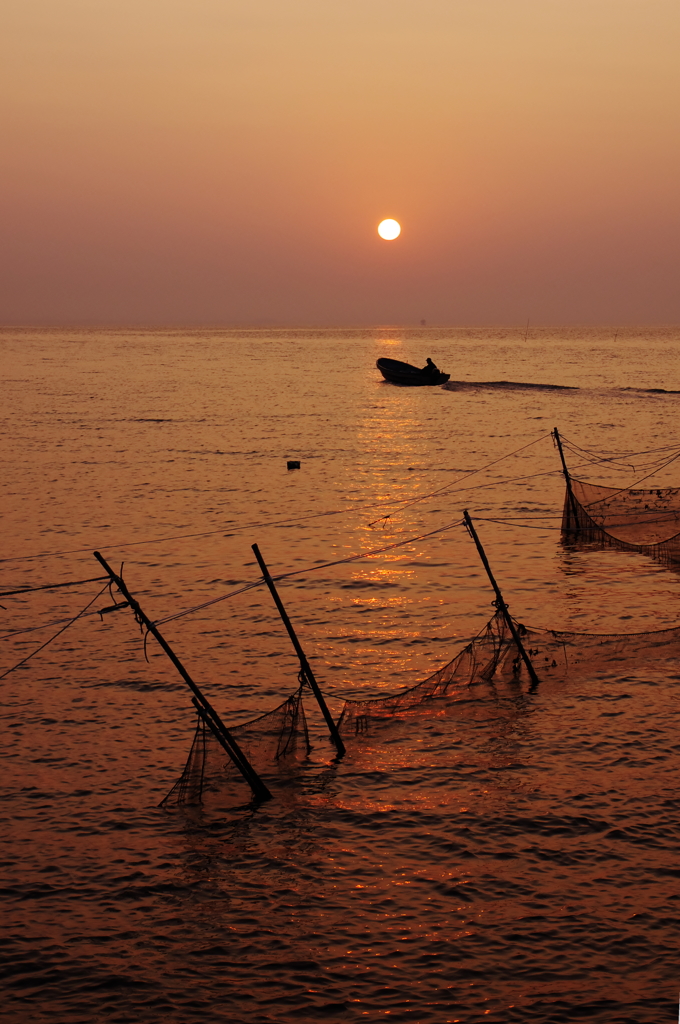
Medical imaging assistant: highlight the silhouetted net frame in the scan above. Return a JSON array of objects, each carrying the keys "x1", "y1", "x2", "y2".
[
  {"x1": 336, "y1": 609, "x2": 680, "y2": 737},
  {"x1": 162, "y1": 688, "x2": 310, "y2": 808},
  {"x1": 562, "y1": 478, "x2": 680, "y2": 565},
  {"x1": 162, "y1": 609, "x2": 680, "y2": 802}
]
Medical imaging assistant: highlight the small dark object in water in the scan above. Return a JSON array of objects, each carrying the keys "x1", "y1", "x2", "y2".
[
  {"x1": 376, "y1": 357, "x2": 450, "y2": 386},
  {"x1": 287, "y1": 460, "x2": 301, "y2": 470}
]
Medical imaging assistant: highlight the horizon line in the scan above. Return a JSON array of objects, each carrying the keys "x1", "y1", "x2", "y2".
[{"x1": 2, "y1": 321, "x2": 680, "y2": 331}]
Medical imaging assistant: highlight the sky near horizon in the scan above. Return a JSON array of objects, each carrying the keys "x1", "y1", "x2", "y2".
[{"x1": 1, "y1": 1, "x2": 679, "y2": 326}]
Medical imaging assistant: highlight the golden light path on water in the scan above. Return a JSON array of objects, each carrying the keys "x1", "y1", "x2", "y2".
[{"x1": 1, "y1": 326, "x2": 680, "y2": 1023}]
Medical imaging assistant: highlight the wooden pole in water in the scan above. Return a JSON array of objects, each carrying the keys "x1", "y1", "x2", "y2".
[
  {"x1": 552, "y1": 427, "x2": 581, "y2": 535},
  {"x1": 462, "y1": 512, "x2": 540, "y2": 689},
  {"x1": 251, "y1": 543, "x2": 346, "y2": 757},
  {"x1": 93, "y1": 551, "x2": 271, "y2": 803}
]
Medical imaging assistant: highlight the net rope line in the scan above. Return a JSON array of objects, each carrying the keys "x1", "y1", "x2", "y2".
[
  {"x1": 6, "y1": 454, "x2": 673, "y2": 638},
  {"x1": 560, "y1": 434, "x2": 680, "y2": 454},
  {"x1": 0, "y1": 583, "x2": 110, "y2": 680},
  {"x1": 5, "y1": 438, "x2": 680, "y2": 637},
  {"x1": 154, "y1": 517, "x2": 465, "y2": 626},
  {"x1": 0, "y1": 502, "x2": 416, "y2": 566},
  {"x1": 560, "y1": 435, "x2": 680, "y2": 481},
  {"x1": 0, "y1": 469, "x2": 581, "y2": 637},
  {"x1": 2, "y1": 434, "x2": 678, "y2": 569},
  {"x1": 0, "y1": 612, "x2": 104, "y2": 641},
  {"x1": 473, "y1": 517, "x2": 562, "y2": 531},
  {"x1": 0, "y1": 506, "x2": 566, "y2": 639},
  {"x1": 5, "y1": 455, "x2": 678, "y2": 640},
  {"x1": 365, "y1": 445, "x2": 670, "y2": 529},
  {"x1": 476, "y1": 510, "x2": 680, "y2": 530},
  {"x1": 560, "y1": 435, "x2": 680, "y2": 466},
  {"x1": 0, "y1": 431, "x2": 563, "y2": 567},
  {"x1": 562, "y1": 446, "x2": 680, "y2": 512},
  {"x1": 0, "y1": 518, "x2": 464, "y2": 640},
  {"x1": 372, "y1": 448, "x2": 667, "y2": 524},
  {"x1": 0, "y1": 575, "x2": 109, "y2": 599},
  {"x1": 366, "y1": 432, "x2": 551, "y2": 525},
  {"x1": 562, "y1": 444, "x2": 680, "y2": 469}
]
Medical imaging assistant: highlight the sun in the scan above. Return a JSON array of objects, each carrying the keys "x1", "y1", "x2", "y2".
[{"x1": 377, "y1": 218, "x2": 401, "y2": 240}]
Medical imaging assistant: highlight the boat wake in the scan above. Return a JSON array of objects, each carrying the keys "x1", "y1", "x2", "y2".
[
  {"x1": 621, "y1": 386, "x2": 680, "y2": 395},
  {"x1": 443, "y1": 379, "x2": 578, "y2": 392}
]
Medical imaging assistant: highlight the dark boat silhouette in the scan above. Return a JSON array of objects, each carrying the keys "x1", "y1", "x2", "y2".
[{"x1": 376, "y1": 357, "x2": 450, "y2": 386}]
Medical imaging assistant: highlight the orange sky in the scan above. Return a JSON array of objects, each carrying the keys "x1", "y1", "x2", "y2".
[{"x1": 1, "y1": 0, "x2": 679, "y2": 325}]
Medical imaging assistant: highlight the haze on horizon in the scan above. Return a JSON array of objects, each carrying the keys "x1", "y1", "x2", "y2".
[{"x1": 1, "y1": 0, "x2": 679, "y2": 327}]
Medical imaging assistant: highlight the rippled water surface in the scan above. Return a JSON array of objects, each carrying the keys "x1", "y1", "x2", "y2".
[{"x1": 2, "y1": 326, "x2": 680, "y2": 1022}]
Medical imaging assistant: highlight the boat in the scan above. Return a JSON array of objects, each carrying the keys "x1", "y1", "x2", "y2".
[{"x1": 376, "y1": 358, "x2": 450, "y2": 386}]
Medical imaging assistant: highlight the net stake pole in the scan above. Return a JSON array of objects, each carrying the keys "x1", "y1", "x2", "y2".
[
  {"x1": 552, "y1": 427, "x2": 580, "y2": 535},
  {"x1": 92, "y1": 550, "x2": 271, "y2": 803},
  {"x1": 462, "y1": 512, "x2": 540, "y2": 689},
  {"x1": 251, "y1": 543, "x2": 346, "y2": 757}
]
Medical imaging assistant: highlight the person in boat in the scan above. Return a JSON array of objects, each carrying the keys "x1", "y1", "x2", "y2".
[{"x1": 422, "y1": 357, "x2": 439, "y2": 377}]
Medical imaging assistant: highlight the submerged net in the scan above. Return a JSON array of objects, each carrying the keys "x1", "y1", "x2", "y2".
[
  {"x1": 337, "y1": 609, "x2": 680, "y2": 737},
  {"x1": 162, "y1": 688, "x2": 310, "y2": 808},
  {"x1": 336, "y1": 613, "x2": 511, "y2": 736},
  {"x1": 163, "y1": 608, "x2": 680, "y2": 795},
  {"x1": 562, "y1": 477, "x2": 680, "y2": 563}
]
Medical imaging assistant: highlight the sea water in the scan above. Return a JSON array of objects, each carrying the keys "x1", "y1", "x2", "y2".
[{"x1": 1, "y1": 326, "x2": 679, "y2": 1022}]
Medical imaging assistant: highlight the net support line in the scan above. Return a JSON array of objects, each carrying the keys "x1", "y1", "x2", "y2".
[
  {"x1": 0, "y1": 575, "x2": 109, "y2": 599},
  {"x1": 462, "y1": 511, "x2": 540, "y2": 691},
  {"x1": 252, "y1": 542, "x2": 346, "y2": 757},
  {"x1": 0, "y1": 582, "x2": 109, "y2": 681},
  {"x1": 92, "y1": 550, "x2": 272, "y2": 804}
]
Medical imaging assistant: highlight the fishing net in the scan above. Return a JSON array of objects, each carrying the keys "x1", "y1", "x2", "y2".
[
  {"x1": 562, "y1": 478, "x2": 680, "y2": 563},
  {"x1": 163, "y1": 606, "x2": 680, "y2": 791},
  {"x1": 336, "y1": 613, "x2": 510, "y2": 736},
  {"x1": 337, "y1": 609, "x2": 680, "y2": 737},
  {"x1": 161, "y1": 688, "x2": 310, "y2": 808}
]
